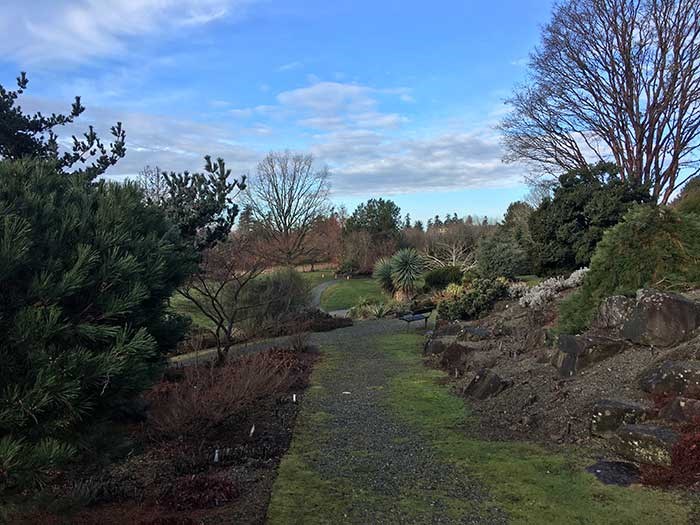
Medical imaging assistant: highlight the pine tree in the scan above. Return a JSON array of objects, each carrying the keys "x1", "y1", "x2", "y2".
[
  {"x1": 0, "y1": 72, "x2": 125, "y2": 179},
  {"x1": 0, "y1": 160, "x2": 191, "y2": 490}
]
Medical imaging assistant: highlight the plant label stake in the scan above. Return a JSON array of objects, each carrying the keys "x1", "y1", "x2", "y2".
[
  {"x1": 249, "y1": 424, "x2": 256, "y2": 438},
  {"x1": 214, "y1": 449, "x2": 220, "y2": 463},
  {"x1": 293, "y1": 394, "x2": 297, "y2": 403}
]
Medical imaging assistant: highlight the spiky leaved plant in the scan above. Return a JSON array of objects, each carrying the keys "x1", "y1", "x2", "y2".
[
  {"x1": 373, "y1": 257, "x2": 395, "y2": 294},
  {"x1": 390, "y1": 248, "x2": 425, "y2": 300}
]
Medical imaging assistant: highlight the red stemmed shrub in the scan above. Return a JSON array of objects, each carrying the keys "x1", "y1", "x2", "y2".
[
  {"x1": 641, "y1": 419, "x2": 700, "y2": 488},
  {"x1": 146, "y1": 349, "x2": 299, "y2": 439}
]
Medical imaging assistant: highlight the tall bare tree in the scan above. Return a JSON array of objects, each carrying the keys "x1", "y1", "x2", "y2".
[
  {"x1": 245, "y1": 151, "x2": 331, "y2": 266},
  {"x1": 500, "y1": 0, "x2": 700, "y2": 203}
]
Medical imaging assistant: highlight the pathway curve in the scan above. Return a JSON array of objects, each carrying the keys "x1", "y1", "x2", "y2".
[
  {"x1": 310, "y1": 279, "x2": 350, "y2": 317},
  {"x1": 266, "y1": 319, "x2": 507, "y2": 524}
]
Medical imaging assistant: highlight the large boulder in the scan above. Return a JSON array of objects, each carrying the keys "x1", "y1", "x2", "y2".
[
  {"x1": 461, "y1": 369, "x2": 512, "y2": 400},
  {"x1": 553, "y1": 334, "x2": 631, "y2": 377},
  {"x1": 591, "y1": 296, "x2": 635, "y2": 334},
  {"x1": 590, "y1": 399, "x2": 648, "y2": 437},
  {"x1": 622, "y1": 290, "x2": 700, "y2": 347},
  {"x1": 612, "y1": 424, "x2": 678, "y2": 466},
  {"x1": 659, "y1": 397, "x2": 700, "y2": 422},
  {"x1": 638, "y1": 361, "x2": 700, "y2": 397}
]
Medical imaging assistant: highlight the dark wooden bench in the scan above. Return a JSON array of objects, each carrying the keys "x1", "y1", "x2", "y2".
[{"x1": 400, "y1": 307, "x2": 434, "y2": 329}]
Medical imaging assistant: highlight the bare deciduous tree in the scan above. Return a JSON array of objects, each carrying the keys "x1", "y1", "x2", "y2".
[
  {"x1": 138, "y1": 164, "x2": 167, "y2": 203},
  {"x1": 177, "y1": 234, "x2": 265, "y2": 364},
  {"x1": 500, "y1": 0, "x2": 700, "y2": 203},
  {"x1": 245, "y1": 151, "x2": 331, "y2": 265},
  {"x1": 424, "y1": 223, "x2": 479, "y2": 271}
]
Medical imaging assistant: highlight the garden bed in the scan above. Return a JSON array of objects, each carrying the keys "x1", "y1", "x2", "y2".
[{"x1": 12, "y1": 349, "x2": 319, "y2": 525}]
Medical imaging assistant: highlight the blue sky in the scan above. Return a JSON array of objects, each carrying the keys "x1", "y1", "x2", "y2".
[{"x1": 0, "y1": 0, "x2": 555, "y2": 222}]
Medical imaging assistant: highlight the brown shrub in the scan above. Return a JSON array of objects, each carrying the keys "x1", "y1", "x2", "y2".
[{"x1": 146, "y1": 350, "x2": 298, "y2": 439}]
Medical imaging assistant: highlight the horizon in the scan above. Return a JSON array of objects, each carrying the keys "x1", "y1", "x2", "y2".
[{"x1": 0, "y1": 0, "x2": 555, "y2": 223}]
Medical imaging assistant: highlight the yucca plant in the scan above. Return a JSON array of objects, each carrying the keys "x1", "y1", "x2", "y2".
[
  {"x1": 390, "y1": 248, "x2": 425, "y2": 300},
  {"x1": 373, "y1": 257, "x2": 395, "y2": 294}
]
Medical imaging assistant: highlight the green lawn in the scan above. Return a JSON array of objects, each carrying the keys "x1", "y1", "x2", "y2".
[
  {"x1": 299, "y1": 270, "x2": 335, "y2": 289},
  {"x1": 169, "y1": 290, "x2": 216, "y2": 330},
  {"x1": 320, "y1": 278, "x2": 388, "y2": 310}
]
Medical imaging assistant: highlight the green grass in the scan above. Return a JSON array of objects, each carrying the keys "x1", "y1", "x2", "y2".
[
  {"x1": 381, "y1": 333, "x2": 691, "y2": 525},
  {"x1": 320, "y1": 278, "x2": 388, "y2": 310},
  {"x1": 298, "y1": 270, "x2": 335, "y2": 289},
  {"x1": 169, "y1": 290, "x2": 216, "y2": 330}
]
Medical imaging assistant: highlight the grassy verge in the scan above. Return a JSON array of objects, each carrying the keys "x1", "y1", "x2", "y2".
[
  {"x1": 320, "y1": 278, "x2": 387, "y2": 310},
  {"x1": 381, "y1": 333, "x2": 690, "y2": 525}
]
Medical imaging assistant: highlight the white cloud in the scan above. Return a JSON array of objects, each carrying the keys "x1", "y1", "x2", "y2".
[
  {"x1": 0, "y1": 0, "x2": 254, "y2": 65},
  {"x1": 277, "y1": 61, "x2": 303, "y2": 72}
]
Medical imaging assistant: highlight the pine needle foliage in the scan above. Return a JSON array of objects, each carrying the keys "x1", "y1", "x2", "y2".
[
  {"x1": 559, "y1": 204, "x2": 700, "y2": 334},
  {"x1": 0, "y1": 159, "x2": 190, "y2": 490}
]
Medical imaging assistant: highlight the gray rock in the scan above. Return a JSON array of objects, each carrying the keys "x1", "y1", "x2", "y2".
[
  {"x1": 457, "y1": 325, "x2": 490, "y2": 342},
  {"x1": 623, "y1": 290, "x2": 700, "y2": 347},
  {"x1": 659, "y1": 397, "x2": 700, "y2": 422},
  {"x1": 638, "y1": 360, "x2": 700, "y2": 397},
  {"x1": 461, "y1": 369, "x2": 512, "y2": 400},
  {"x1": 553, "y1": 334, "x2": 630, "y2": 377},
  {"x1": 612, "y1": 424, "x2": 678, "y2": 466},
  {"x1": 590, "y1": 399, "x2": 648, "y2": 437},
  {"x1": 592, "y1": 296, "x2": 635, "y2": 333}
]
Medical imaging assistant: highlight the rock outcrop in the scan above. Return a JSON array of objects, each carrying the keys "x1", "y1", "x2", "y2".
[
  {"x1": 612, "y1": 424, "x2": 678, "y2": 466},
  {"x1": 553, "y1": 334, "x2": 630, "y2": 377},
  {"x1": 638, "y1": 360, "x2": 700, "y2": 398},
  {"x1": 622, "y1": 290, "x2": 700, "y2": 347},
  {"x1": 590, "y1": 399, "x2": 649, "y2": 437},
  {"x1": 461, "y1": 369, "x2": 512, "y2": 400}
]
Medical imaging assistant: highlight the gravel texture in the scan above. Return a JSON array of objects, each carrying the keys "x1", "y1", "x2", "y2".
[{"x1": 270, "y1": 319, "x2": 507, "y2": 524}]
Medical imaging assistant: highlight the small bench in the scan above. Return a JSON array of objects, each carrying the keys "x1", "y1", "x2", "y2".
[{"x1": 400, "y1": 307, "x2": 434, "y2": 329}]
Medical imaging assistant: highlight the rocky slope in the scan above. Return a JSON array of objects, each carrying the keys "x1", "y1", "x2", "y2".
[{"x1": 424, "y1": 288, "x2": 700, "y2": 479}]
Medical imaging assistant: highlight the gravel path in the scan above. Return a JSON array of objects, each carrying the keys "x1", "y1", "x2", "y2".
[
  {"x1": 309, "y1": 280, "x2": 337, "y2": 311},
  {"x1": 268, "y1": 319, "x2": 507, "y2": 524}
]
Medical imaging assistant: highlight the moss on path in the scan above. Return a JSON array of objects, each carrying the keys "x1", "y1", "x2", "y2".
[{"x1": 267, "y1": 327, "x2": 691, "y2": 524}]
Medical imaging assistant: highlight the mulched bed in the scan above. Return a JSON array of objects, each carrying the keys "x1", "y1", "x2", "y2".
[{"x1": 12, "y1": 350, "x2": 319, "y2": 525}]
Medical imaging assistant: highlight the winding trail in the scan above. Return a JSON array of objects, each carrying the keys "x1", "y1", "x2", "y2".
[{"x1": 266, "y1": 319, "x2": 507, "y2": 524}]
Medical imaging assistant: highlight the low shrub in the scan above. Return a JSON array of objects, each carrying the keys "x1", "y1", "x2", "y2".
[
  {"x1": 436, "y1": 278, "x2": 508, "y2": 321},
  {"x1": 265, "y1": 309, "x2": 352, "y2": 338},
  {"x1": 348, "y1": 298, "x2": 401, "y2": 320},
  {"x1": 641, "y1": 420, "x2": 700, "y2": 487},
  {"x1": 423, "y1": 266, "x2": 463, "y2": 290},
  {"x1": 518, "y1": 268, "x2": 588, "y2": 309},
  {"x1": 372, "y1": 257, "x2": 395, "y2": 294},
  {"x1": 237, "y1": 268, "x2": 311, "y2": 337},
  {"x1": 146, "y1": 350, "x2": 299, "y2": 439},
  {"x1": 558, "y1": 205, "x2": 700, "y2": 334}
]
